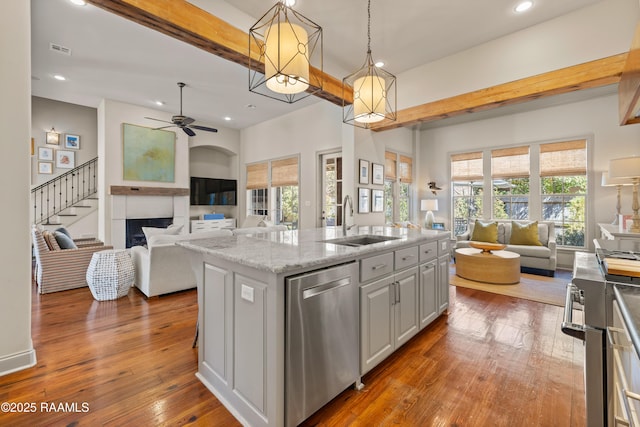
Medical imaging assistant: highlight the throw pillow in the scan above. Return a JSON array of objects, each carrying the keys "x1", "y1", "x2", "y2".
[
  {"x1": 510, "y1": 221, "x2": 543, "y2": 246},
  {"x1": 470, "y1": 220, "x2": 498, "y2": 243},
  {"x1": 142, "y1": 225, "x2": 182, "y2": 243},
  {"x1": 55, "y1": 227, "x2": 71, "y2": 238},
  {"x1": 41, "y1": 230, "x2": 56, "y2": 250},
  {"x1": 53, "y1": 230, "x2": 77, "y2": 249},
  {"x1": 242, "y1": 215, "x2": 266, "y2": 228}
]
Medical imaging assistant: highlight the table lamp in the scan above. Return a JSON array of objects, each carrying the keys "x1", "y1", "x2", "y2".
[
  {"x1": 421, "y1": 199, "x2": 438, "y2": 229},
  {"x1": 609, "y1": 156, "x2": 640, "y2": 233},
  {"x1": 601, "y1": 171, "x2": 632, "y2": 225}
]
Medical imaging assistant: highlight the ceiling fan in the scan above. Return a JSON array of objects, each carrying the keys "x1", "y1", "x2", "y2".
[{"x1": 145, "y1": 82, "x2": 218, "y2": 137}]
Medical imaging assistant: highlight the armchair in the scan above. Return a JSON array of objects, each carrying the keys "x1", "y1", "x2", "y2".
[{"x1": 32, "y1": 227, "x2": 113, "y2": 294}]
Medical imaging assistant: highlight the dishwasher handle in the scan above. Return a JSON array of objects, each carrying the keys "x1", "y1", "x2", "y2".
[
  {"x1": 302, "y1": 277, "x2": 351, "y2": 299},
  {"x1": 561, "y1": 283, "x2": 585, "y2": 341}
]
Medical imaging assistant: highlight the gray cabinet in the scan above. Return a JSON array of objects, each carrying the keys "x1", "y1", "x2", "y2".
[
  {"x1": 437, "y1": 238, "x2": 450, "y2": 314},
  {"x1": 419, "y1": 260, "x2": 438, "y2": 329},
  {"x1": 360, "y1": 264, "x2": 419, "y2": 375}
]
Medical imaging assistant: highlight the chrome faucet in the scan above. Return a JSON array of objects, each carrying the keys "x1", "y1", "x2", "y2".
[{"x1": 343, "y1": 195, "x2": 355, "y2": 234}]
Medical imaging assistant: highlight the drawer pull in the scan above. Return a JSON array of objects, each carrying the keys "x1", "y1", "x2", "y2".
[
  {"x1": 372, "y1": 264, "x2": 387, "y2": 271},
  {"x1": 402, "y1": 255, "x2": 416, "y2": 261}
]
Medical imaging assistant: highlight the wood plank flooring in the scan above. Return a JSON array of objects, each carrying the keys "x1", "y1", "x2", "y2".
[{"x1": 0, "y1": 275, "x2": 584, "y2": 426}]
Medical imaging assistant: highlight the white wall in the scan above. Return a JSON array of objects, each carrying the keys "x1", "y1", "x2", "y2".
[
  {"x1": 98, "y1": 99, "x2": 191, "y2": 244},
  {"x1": 31, "y1": 96, "x2": 97, "y2": 186},
  {"x1": 398, "y1": 0, "x2": 639, "y2": 109},
  {"x1": 0, "y1": 0, "x2": 36, "y2": 376},
  {"x1": 419, "y1": 93, "x2": 640, "y2": 267},
  {"x1": 241, "y1": 101, "x2": 346, "y2": 229}
]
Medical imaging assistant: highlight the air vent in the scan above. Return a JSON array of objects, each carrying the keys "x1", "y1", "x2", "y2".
[{"x1": 49, "y1": 43, "x2": 71, "y2": 56}]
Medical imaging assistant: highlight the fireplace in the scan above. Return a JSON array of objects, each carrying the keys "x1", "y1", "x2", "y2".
[{"x1": 125, "y1": 217, "x2": 173, "y2": 248}]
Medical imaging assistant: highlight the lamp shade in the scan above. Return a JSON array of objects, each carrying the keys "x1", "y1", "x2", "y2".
[
  {"x1": 609, "y1": 157, "x2": 640, "y2": 179},
  {"x1": 353, "y1": 74, "x2": 386, "y2": 123},
  {"x1": 421, "y1": 199, "x2": 438, "y2": 211},
  {"x1": 264, "y1": 22, "x2": 309, "y2": 95},
  {"x1": 601, "y1": 171, "x2": 632, "y2": 186}
]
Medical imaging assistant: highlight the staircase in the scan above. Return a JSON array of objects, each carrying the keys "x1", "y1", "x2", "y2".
[{"x1": 32, "y1": 157, "x2": 99, "y2": 228}]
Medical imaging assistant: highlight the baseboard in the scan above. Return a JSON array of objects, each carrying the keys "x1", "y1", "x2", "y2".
[{"x1": 0, "y1": 348, "x2": 37, "y2": 377}]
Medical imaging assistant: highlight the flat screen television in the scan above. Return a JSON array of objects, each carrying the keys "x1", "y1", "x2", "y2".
[{"x1": 190, "y1": 177, "x2": 237, "y2": 206}]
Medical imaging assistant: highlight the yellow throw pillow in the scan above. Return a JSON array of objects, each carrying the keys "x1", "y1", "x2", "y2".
[
  {"x1": 510, "y1": 221, "x2": 543, "y2": 246},
  {"x1": 470, "y1": 220, "x2": 498, "y2": 243}
]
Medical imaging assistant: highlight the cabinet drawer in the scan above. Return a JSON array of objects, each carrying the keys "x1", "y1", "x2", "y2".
[
  {"x1": 419, "y1": 242, "x2": 437, "y2": 263},
  {"x1": 395, "y1": 246, "x2": 419, "y2": 270},
  {"x1": 437, "y1": 239, "x2": 450, "y2": 257},
  {"x1": 360, "y1": 252, "x2": 394, "y2": 283}
]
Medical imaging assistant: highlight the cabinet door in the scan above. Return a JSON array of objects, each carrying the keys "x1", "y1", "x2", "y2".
[
  {"x1": 437, "y1": 255, "x2": 450, "y2": 314},
  {"x1": 394, "y1": 267, "x2": 420, "y2": 348},
  {"x1": 419, "y1": 261, "x2": 438, "y2": 329},
  {"x1": 360, "y1": 277, "x2": 394, "y2": 375}
]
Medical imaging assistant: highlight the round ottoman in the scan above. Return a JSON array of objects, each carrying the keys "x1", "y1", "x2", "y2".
[{"x1": 86, "y1": 249, "x2": 135, "y2": 301}]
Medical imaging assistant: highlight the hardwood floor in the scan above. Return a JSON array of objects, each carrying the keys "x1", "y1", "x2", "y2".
[{"x1": 0, "y1": 277, "x2": 584, "y2": 426}]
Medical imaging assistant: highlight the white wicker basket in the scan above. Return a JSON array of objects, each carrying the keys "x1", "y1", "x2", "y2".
[{"x1": 86, "y1": 249, "x2": 135, "y2": 301}]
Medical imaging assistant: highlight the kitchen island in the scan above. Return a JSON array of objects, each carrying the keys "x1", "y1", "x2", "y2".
[{"x1": 180, "y1": 226, "x2": 450, "y2": 427}]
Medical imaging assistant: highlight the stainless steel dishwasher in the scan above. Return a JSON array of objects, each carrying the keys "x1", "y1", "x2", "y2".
[{"x1": 286, "y1": 261, "x2": 359, "y2": 426}]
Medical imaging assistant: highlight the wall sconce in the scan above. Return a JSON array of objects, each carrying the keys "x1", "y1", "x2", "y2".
[{"x1": 46, "y1": 127, "x2": 60, "y2": 145}]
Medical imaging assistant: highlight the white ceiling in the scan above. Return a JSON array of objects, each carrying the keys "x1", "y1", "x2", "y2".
[{"x1": 31, "y1": 0, "x2": 606, "y2": 131}]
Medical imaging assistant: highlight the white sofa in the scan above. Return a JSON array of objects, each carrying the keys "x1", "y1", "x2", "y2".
[
  {"x1": 456, "y1": 220, "x2": 557, "y2": 276},
  {"x1": 131, "y1": 229, "x2": 233, "y2": 297}
]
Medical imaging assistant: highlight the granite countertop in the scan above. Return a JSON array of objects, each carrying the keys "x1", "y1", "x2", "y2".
[
  {"x1": 178, "y1": 226, "x2": 449, "y2": 274},
  {"x1": 613, "y1": 284, "x2": 640, "y2": 359}
]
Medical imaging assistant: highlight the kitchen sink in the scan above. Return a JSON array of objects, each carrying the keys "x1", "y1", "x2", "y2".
[{"x1": 321, "y1": 235, "x2": 400, "y2": 247}]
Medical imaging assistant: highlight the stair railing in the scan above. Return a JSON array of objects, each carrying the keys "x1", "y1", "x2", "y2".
[{"x1": 31, "y1": 157, "x2": 98, "y2": 225}]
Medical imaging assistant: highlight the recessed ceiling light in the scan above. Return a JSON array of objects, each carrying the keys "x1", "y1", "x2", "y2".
[
  {"x1": 155, "y1": 101, "x2": 164, "y2": 106},
  {"x1": 224, "y1": 117, "x2": 232, "y2": 121},
  {"x1": 69, "y1": 0, "x2": 86, "y2": 5},
  {"x1": 53, "y1": 74, "x2": 66, "y2": 81},
  {"x1": 246, "y1": 104, "x2": 257, "y2": 109},
  {"x1": 514, "y1": 1, "x2": 533, "y2": 13},
  {"x1": 375, "y1": 61, "x2": 385, "y2": 68}
]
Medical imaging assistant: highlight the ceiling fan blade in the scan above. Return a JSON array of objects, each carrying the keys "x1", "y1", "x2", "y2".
[
  {"x1": 145, "y1": 116, "x2": 172, "y2": 124},
  {"x1": 183, "y1": 127, "x2": 196, "y2": 137},
  {"x1": 190, "y1": 125, "x2": 218, "y2": 133}
]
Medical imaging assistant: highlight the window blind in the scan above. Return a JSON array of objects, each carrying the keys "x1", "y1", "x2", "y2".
[
  {"x1": 246, "y1": 162, "x2": 268, "y2": 190},
  {"x1": 271, "y1": 156, "x2": 299, "y2": 187},
  {"x1": 539, "y1": 140, "x2": 586, "y2": 176},
  {"x1": 491, "y1": 146, "x2": 530, "y2": 178},
  {"x1": 385, "y1": 151, "x2": 397, "y2": 180},
  {"x1": 399, "y1": 155, "x2": 413, "y2": 183},
  {"x1": 451, "y1": 152, "x2": 483, "y2": 181}
]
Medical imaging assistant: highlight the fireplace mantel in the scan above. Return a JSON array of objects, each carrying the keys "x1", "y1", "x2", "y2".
[{"x1": 110, "y1": 186, "x2": 189, "y2": 196}]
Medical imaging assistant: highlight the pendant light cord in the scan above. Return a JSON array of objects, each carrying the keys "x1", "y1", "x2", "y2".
[{"x1": 367, "y1": 0, "x2": 372, "y2": 53}]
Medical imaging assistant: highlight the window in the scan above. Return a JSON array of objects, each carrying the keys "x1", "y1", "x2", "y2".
[
  {"x1": 451, "y1": 152, "x2": 483, "y2": 235},
  {"x1": 540, "y1": 140, "x2": 587, "y2": 247},
  {"x1": 491, "y1": 146, "x2": 530, "y2": 220},
  {"x1": 384, "y1": 151, "x2": 413, "y2": 223},
  {"x1": 321, "y1": 153, "x2": 342, "y2": 226},
  {"x1": 245, "y1": 156, "x2": 300, "y2": 229}
]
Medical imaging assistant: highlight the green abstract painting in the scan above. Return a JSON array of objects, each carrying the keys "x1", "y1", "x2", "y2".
[{"x1": 123, "y1": 123, "x2": 175, "y2": 182}]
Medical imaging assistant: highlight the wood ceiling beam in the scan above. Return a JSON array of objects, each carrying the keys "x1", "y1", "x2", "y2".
[
  {"x1": 370, "y1": 53, "x2": 628, "y2": 132},
  {"x1": 85, "y1": 0, "x2": 350, "y2": 106},
  {"x1": 619, "y1": 22, "x2": 640, "y2": 125}
]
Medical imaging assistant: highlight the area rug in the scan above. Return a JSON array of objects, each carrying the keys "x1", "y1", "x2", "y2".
[{"x1": 450, "y1": 267, "x2": 568, "y2": 307}]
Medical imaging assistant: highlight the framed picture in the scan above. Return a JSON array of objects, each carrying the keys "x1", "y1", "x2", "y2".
[
  {"x1": 372, "y1": 163, "x2": 384, "y2": 185},
  {"x1": 358, "y1": 187, "x2": 370, "y2": 213},
  {"x1": 432, "y1": 222, "x2": 445, "y2": 230},
  {"x1": 46, "y1": 130, "x2": 60, "y2": 145},
  {"x1": 38, "y1": 146, "x2": 53, "y2": 161},
  {"x1": 64, "y1": 134, "x2": 80, "y2": 149},
  {"x1": 371, "y1": 189, "x2": 384, "y2": 212},
  {"x1": 359, "y1": 159, "x2": 369, "y2": 184},
  {"x1": 123, "y1": 123, "x2": 176, "y2": 182},
  {"x1": 38, "y1": 162, "x2": 53, "y2": 174},
  {"x1": 56, "y1": 150, "x2": 75, "y2": 169}
]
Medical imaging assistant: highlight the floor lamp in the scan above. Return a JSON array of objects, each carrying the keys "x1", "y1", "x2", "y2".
[
  {"x1": 609, "y1": 157, "x2": 640, "y2": 233},
  {"x1": 601, "y1": 171, "x2": 632, "y2": 225},
  {"x1": 421, "y1": 199, "x2": 438, "y2": 229}
]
